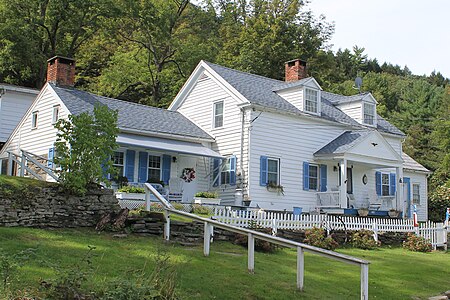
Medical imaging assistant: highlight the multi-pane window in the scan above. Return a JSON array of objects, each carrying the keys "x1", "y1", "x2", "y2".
[
  {"x1": 304, "y1": 88, "x2": 318, "y2": 113},
  {"x1": 412, "y1": 184, "x2": 420, "y2": 205},
  {"x1": 363, "y1": 103, "x2": 375, "y2": 125},
  {"x1": 309, "y1": 164, "x2": 318, "y2": 190},
  {"x1": 213, "y1": 101, "x2": 224, "y2": 128},
  {"x1": 112, "y1": 152, "x2": 124, "y2": 178},
  {"x1": 52, "y1": 105, "x2": 60, "y2": 124},
  {"x1": 267, "y1": 158, "x2": 280, "y2": 185},
  {"x1": 381, "y1": 173, "x2": 390, "y2": 196},
  {"x1": 32, "y1": 111, "x2": 38, "y2": 129},
  {"x1": 147, "y1": 155, "x2": 161, "y2": 182},
  {"x1": 221, "y1": 157, "x2": 231, "y2": 185}
]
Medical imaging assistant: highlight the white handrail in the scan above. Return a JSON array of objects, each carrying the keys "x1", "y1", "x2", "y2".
[{"x1": 144, "y1": 183, "x2": 370, "y2": 299}]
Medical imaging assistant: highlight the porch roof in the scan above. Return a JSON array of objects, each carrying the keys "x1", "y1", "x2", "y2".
[{"x1": 117, "y1": 133, "x2": 224, "y2": 159}]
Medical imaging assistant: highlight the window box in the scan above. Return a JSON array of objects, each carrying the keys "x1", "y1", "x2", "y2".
[
  {"x1": 193, "y1": 197, "x2": 221, "y2": 205},
  {"x1": 115, "y1": 192, "x2": 145, "y2": 200},
  {"x1": 266, "y1": 182, "x2": 284, "y2": 195}
]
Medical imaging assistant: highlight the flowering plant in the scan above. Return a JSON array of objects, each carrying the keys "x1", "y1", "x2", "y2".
[{"x1": 181, "y1": 168, "x2": 196, "y2": 183}]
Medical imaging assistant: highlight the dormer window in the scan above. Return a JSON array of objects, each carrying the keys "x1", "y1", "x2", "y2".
[
  {"x1": 363, "y1": 103, "x2": 375, "y2": 125},
  {"x1": 305, "y1": 88, "x2": 318, "y2": 113}
]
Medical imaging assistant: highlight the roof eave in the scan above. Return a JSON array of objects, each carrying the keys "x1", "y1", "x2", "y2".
[{"x1": 119, "y1": 127, "x2": 214, "y2": 143}]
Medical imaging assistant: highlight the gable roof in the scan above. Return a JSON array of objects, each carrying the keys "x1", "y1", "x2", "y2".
[
  {"x1": 202, "y1": 61, "x2": 404, "y2": 136},
  {"x1": 402, "y1": 152, "x2": 430, "y2": 173},
  {"x1": 314, "y1": 130, "x2": 372, "y2": 155},
  {"x1": 50, "y1": 84, "x2": 213, "y2": 141}
]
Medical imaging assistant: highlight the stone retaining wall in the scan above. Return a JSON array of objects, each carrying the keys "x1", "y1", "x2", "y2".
[{"x1": 0, "y1": 185, "x2": 121, "y2": 227}]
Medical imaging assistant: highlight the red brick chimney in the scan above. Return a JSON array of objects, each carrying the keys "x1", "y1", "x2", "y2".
[
  {"x1": 285, "y1": 59, "x2": 307, "y2": 82},
  {"x1": 46, "y1": 56, "x2": 76, "y2": 86}
]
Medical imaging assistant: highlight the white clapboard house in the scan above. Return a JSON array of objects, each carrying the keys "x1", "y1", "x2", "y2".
[{"x1": 0, "y1": 56, "x2": 430, "y2": 220}]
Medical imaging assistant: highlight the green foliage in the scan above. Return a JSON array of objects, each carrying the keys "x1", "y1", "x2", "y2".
[
  {"x1": 194, "y1": 191, "x2": 218, "y2": 198},
  {"x1": 234, "y1": 226, "x2": 279, "y2": 253},
  {"x1": 191, "y1": 204, "x2": 210, "y2": 215},
  {"x1": 304, "y1": 227, "x2": 339, "y2": 250},
  {"x1": 351, "y1": 230, "x2": 380, "y2": 250},
  {"x1": 402, "y1": 233, "x2": 432, "y2": 253},
  {"x1": 428, "y1": 186, "x2": 450, "y2": 222},
  {"x1": 0, "y1": 248, "x2": 35, "y2": 297},
  {"x1": 117, "y1": 186, "x2": 145, "y2": 194},
  {"x1": 54, "y1": 104, "x2": 119, "y2": 195}
]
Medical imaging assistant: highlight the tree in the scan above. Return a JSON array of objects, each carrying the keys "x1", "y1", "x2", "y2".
[{"x1": 54, "y1": 104, "x2": 119, "y2": 195}]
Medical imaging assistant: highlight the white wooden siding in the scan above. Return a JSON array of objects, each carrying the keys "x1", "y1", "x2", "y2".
[
  {"x1": 277, "y1": 87, "x2": 304, "y2": 111},
  {"x1": 176, "y1": 75, "x2": 248, "y2": 203},
  {"x1": 0, "y1": 91, "x2": 36, "y2": 142},
  {"x1": 404, "y1": 170, "x2": 428, "y2": 221},
  {"x1": 337, "y1": 102, "x2": 362, "y2": 123},
  {"x1": 248, "y1": 111, "x2": 345, "y2": 212},
  {"x1": 384, "y1": 135, "x2": 402, "y2": 155}
]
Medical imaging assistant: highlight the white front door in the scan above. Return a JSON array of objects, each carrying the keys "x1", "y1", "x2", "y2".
[{"x1": 179, "y1": 156, "x2": 198, "y2": 202}]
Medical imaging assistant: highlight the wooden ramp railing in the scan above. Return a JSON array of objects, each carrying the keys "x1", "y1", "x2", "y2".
[
  {"x1": 6, "y1": 150, "x2": 58, "y2": 181},
  {"x1": 144, "y1": 183, "x2": 370, "y2": 300}
]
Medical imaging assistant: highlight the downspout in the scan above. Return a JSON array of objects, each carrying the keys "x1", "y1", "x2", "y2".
[{"x1": 234, "y1": 106, "x2": 246, "y2": 206}]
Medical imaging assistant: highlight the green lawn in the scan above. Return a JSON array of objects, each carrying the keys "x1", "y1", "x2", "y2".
[{"x1": 0, "y1": 227, "x2": 448, "y2": 299}]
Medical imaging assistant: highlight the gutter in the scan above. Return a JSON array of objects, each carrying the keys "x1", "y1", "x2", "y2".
[{"x1": 119, "y1": 127, "x2": 215, "y2": 143}]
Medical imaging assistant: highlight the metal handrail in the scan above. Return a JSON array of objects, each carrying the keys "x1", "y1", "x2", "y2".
[{"x1": 144, "y1": 183, "x2": 370, "y2": 299}]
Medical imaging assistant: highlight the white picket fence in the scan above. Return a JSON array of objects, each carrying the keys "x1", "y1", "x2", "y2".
[{"x1": 213, "y1": 208, "x2": 448, "y2": 250}]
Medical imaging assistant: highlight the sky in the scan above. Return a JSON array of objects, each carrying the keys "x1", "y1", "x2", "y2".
[{"x1": 306, "y1": 0, "x2": 450, "y2": 77}]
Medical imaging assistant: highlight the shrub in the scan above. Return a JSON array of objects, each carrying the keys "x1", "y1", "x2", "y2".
[
  {"x1": 194, "y1": 191, "x2": 218, "y2": 198},
  {"x1": 351, "y1": 230, "x2": 380, "y2": 250},
  {"x1": 117, "y1": 186, "x2": 145, "y2": 194},
  {"x1": 234, "y1": 227, "x2": 279, "y2": 253},
  {"x1": 172, "y1": 203, "x2": 187, "y2": 211},
  {"x1": 403, "y1": 233, "x2": 432, "y2": 252},
  {"x1": 192, "y1": 204, "x2": 210, "y2": 215},
  {"x1": 304, "y1": 227, "x2": 339, "y2": 250},
  {"x1": 428, "y1": 186, "x2": 450, "y2": 222}
]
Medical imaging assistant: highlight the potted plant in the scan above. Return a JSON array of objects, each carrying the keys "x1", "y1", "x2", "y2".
[
  {"x1": 266, "y1": 182, "x2": 285, "y2": 195},
  {"x1": 388, "y1": 209, "x2": 400, "y2": 218},
  {"x1": 357, "y1": 208, "x2": 369, "y2": 217},
  {"x1": 115, "y1": 185, "x2": 146, "y2": 200},
  {"x1": 193, "y1": 191, "x2": 221, "y2": 205},
  {"x1": 242, "y1": 195, "x2": 251, "y2": 207}
]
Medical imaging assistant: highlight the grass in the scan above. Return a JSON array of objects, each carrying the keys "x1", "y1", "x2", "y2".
[
  {"x1": 0, "y1": 175, "x2": 53, "y2": 189},
  {"x1": 0, "y1": 227, "x2": 449, "y2": 299}
]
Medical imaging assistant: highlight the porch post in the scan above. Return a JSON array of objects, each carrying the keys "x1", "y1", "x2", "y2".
[
  {"x1": 396, "y1": 166, "x2": 404, "y2": 217},
  {"x1": 339, "y1": 159, "x2": 347, "y2": 209}
]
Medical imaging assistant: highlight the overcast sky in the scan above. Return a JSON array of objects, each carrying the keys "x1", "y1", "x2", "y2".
[{"x1": 307, "y1": 0, "x2": 450, "y2": 77}]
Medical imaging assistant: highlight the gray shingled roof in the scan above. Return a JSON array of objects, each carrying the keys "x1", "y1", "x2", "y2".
[
  {"x1": 402, "y1": 153, "x2": 430, "y2": 173},
  {"x1": 50, "y1": 84, "x2": 213, "y2": 140},
  {"x1": 205, "y1": 61, "x2": 404, "y2": 136},
  {"x1": 314, "y1": 130, "x2": 372, "y2": 155},
  {"x1": 322, "y1": 91, "x2": 371, "y2": 105}
]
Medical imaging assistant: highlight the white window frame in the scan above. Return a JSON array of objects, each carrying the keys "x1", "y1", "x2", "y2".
[
  {"x1": 381, "y1": 172, "x2": 390, "y2": 196},
  {"x1": 412, "y1": 183, "x2": 420, "y2": 205},
  {"x1": 31, "y1": 111, "x2": 38, "y2": 129},
  {"x1": 363, "y1": 102, "x2": 375, "y2": 126},
  {"x1": 308, "y1": 164, "x2": 319, "y2": 191},
  {"x1": 147, "y1": 154, "x2": 162, "y2": 182},
  {"x1": 212, "y1": 100, "x2": 224, "y2": 129},
  {"x1": 267, "y1": 157, "x2": 280, "y2": 185},
  {"x1": 52, "y1": 105, "x2": 60, "y2": 124},
  {"x1": 220, "y1": 156, "x2": 232, "y2": 185},
  {"x1": 304, "y1": 88, "x2": 319, "y2": 114},
  {"x1": 112, "y1": 151, "x2": 125, "y2": 178}
]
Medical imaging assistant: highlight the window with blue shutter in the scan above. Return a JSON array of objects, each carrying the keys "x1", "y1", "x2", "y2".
[
  {"x1": 375, "y1": 171, "x2": 381, "y2": 196},
  {"x1": 125, "y1": 150, "x2": 135, "y2": 182},
  {"x1": 389, "y1": 173, "x2": 396, "y2": 196},
  {"x1": 161, "y1": 155, "x2": 171, "y2": 185},
  {"x1": 48, "y1": 147, "x2": 54, "y2": 169},
  {"x1": 213, "y1": 158, "x2": 220, "y2": 187},
  {"x1": 260, "y1": 156, "x2": 268, "y2": 186},
  {"x1": 319, "y1": 164, "x2": 327, "y2": 192},
  {"x1": 138, "y1": 152, "x2": 148, "y2": 183},
  {"x1": 303, "y1": 162, "x2": 309, "y2": 190},
  {"x1": 229, "y1": 156, "x2": 236, "y2": 185}
]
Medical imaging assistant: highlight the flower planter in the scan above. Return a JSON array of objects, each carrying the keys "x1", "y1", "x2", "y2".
[
  {"x1": 193, "y1": 197, "x2": 221, "y2": 205},
  {"x1": 115, "y1": 192, "x2": 145, "y2": 200},
  {"x1": 357, "y1": 209, "x2": 369, "y2": 217},
  {"x1": 388, "y1": 210, "x2": 400, "y2": 218}
]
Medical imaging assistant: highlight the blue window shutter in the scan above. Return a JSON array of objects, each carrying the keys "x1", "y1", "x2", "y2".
[
  {"x1": 390, "y1": 173, "x2": 396, "y2": 196},
  {"x1": 138, "y1": 152, "x2": 148, "y2": 183},
  {"x1": 260, "y1": 156, "x2": 268, "y2": 186},
  {"x1": 48, "y1": 147, "x2": 54, "y2": 169},
  {"x1": 375, "y1": 171, "x2": 381, "y2": 196},
  {"x1": 162, "y1": 155, "x2": 171, "y2": 185},
  {"x1": 213, "y1": 158, "x2": 220, "y2": 187},
  {"x1": 125, "y1": 150, "x2": 135, "y2": 182},
  {"x1": 230, "y1": 156, "x2": 237, "y2": 185},
  {"x1": 303, "y1": 162, "x2": 310, "y2": 191},
  {"x1": 320, "y1": 164, "x2": 327, "y2": 192}
]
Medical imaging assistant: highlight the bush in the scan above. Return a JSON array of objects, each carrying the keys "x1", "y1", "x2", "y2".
[
  {"x1": 117, "y1": 186, "x2": 145, "y2": 194},
  {"x1": 234, "y1": 227, "x2": 279, "y2": 253},
  {"x1": 194, "y1": 191, "x2": 218, "y2": 198},
  {"x1": 304, "y1": 227, "x2": 339, "y2": 250},
  {"x1": 428, "y1": 186, "x2": 450, "y2": 222},
  {"x1": 192, "y1": 204, "x2": 210, "y2": 215},
  {"x1": 403, "y1": 233, "x2": 432, "y2": 252},
  {"x1": 351, "y1": 230, "x2": 380, "y2": 250}
]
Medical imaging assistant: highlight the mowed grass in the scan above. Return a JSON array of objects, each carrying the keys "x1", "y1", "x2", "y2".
[{"x1": 0, "y1": 227, "x2": 449, "y2": 299}]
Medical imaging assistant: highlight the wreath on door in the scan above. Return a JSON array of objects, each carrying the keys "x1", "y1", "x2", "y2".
[{"x1": 181, "y1": 168, "x2": 196, "y2": 183}]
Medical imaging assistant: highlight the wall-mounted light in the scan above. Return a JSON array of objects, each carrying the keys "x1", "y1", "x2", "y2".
[
  {"x1": 399, "y1": 178, "x2": 403, "y2": 184},
  {"x1": 333, "y1": 166, "x2": 338, "y2": 172},
  {"x1": 172, "y1": 156, "x2": 177, "y2": 163}
]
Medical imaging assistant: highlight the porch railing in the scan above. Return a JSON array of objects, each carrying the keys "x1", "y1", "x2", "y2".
[
  {"x1": 6, "y1": 150, "x2": 58, "y2": 181},
  {"x1": 316, "y1": 191, "x2": 340, "y2": 207},
  {"x1": 144, "y1": 183, "x2": 370, "y2": 300}
]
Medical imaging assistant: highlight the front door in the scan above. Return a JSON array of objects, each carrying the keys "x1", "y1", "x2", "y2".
[
  {"x1": 404, "y1": 177, "x2": 411, "y2": 218},
  {"x1": 346, "y1": 167, "x2": 353, "y2": 194}
]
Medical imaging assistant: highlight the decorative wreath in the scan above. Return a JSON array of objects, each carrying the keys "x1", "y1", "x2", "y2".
[{"x1": 181, "y1": 168, "x2": 196, "y2": 183}]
